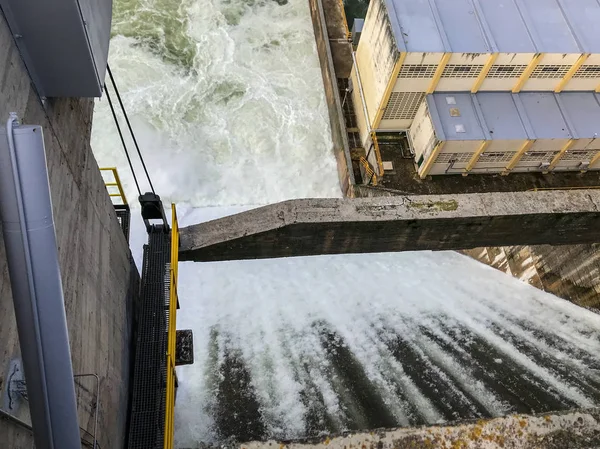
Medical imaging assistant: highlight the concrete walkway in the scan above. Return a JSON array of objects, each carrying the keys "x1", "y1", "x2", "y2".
[{"x1": 179, "y1": 190, "x2": 600, "y2": 262}]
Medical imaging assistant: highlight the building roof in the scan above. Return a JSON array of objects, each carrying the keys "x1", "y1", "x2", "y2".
[
  {"x1": 384, "y1": 0, "x2": 600, "y2": 54},
  {"x1": 425, "y1": 92, "x2": 600, "y2": 141}
]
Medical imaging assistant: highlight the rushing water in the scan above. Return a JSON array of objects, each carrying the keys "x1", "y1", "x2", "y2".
[{"x1": 91, "y1": 0, "x2": 600, "y2": 447}]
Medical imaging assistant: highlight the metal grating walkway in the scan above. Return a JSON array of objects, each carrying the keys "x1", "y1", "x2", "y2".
[{"x1": 127, "y1": 227, "x2": 171, "y2": 449}]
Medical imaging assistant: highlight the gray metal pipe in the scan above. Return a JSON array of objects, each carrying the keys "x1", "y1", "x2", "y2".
[{"x1": 0, "y1": 114, "x2": 81, "y2": 449}]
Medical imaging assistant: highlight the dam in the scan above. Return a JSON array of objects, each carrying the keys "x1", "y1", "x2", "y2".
[{"x1": 1, "y1": 0, "x2": 600, "y2": 448}]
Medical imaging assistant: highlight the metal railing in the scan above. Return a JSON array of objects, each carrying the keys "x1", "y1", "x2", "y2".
[
  {"x1": 359, "y1": 156, "x2": 378, "y2": 186},
  {"x1": 371, "y1": 132, "x2": 385, "y2": 177},
  {"x1": 163, "y1": 204, "x2": 179, "y2": 449},
  {"x1": 100, "y1": 167, "x2": 127, "y2": 205}
]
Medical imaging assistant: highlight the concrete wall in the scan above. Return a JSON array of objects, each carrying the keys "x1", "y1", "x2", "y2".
[
  {"x1": 309, "y1": 0, "x2": 355, "y2": 196},
  {"x1": 464, "y1": 244, "x2": 600, "y2": 310},
  {"x1": 0, "y1": 11, "x2": 136, "y2": 449}
]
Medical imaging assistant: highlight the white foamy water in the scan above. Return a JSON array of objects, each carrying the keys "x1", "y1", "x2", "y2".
[{"x1": 92, "y1": 0, "x2": 600, "y2": 446}]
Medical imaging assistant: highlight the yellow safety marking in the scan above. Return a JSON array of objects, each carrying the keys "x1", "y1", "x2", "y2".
[
  {"x1": 371, "y1": 132, "x2": 385, "y2": 176},
  {"x1": 426, "y1": 53, "x2": 451, "y2": 94},
  {"x1": 99, "y1": 167, "x2": 127, "y2": 205},
  {"x1": 547, "y1": 139, "x2": 575, "y2": 171},
  {"x1": 164, "y1": 204, "x2": 179, "y2": 449},
  {"x1": 504, "y1": 140, "x2": 535, "y2": 173},
  {"x1": 471, "y1": 53, "x2": 498, "y2": 93},
  {"x1": 587, "y1": 151, "x2": 600, "y2": 171},
  {"x1": 372, "y1": 52, "x2": 407, "y2": 129},
  {"x1": 512, "y1": 53, "x2": 544, "y2": 93},
  {"x1": 555, "y1": 54, "x2": 589, "y2": 93},
  {"x1": 419, "y1": 141, "x2": 446, "y2": 179},
  {"x1": 337, "y1": 0, "x2": 352, "y2": 39},
  {"x1": 464, "y1": 141, "x2": 491, "y2": 173}
]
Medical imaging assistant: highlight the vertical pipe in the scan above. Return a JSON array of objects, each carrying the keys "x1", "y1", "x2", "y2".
[{"x1": 0, "y1": 114, "x2": 81, "y2": 449}]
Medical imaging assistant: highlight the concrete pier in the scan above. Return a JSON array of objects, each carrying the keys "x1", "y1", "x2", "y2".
[
  {"x1": 179, "y1": 190, "x2": 600, "y2": 262},
  {"x1": 0, "y1": 11, "x2": 137, "y2": 449}
]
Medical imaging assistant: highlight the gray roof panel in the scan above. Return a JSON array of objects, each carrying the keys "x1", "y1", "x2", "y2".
[
  {"x1": 390, "y1": 0, "x2": 445, "y2": 53},
  {"x1": 386, "y1": 0, "x2": 593, "y2": 53},
  {"x1": 427, "y1": 92, "x2": 600, "y2": 142},
  {"x1": 475, "y1": 93, "x2": 528, "y2": 140},
  {"x1": 431, "y1": 94, "x2": 486, "y2": 140},
  {"x1": 515, "y1": 0, "x2": 581, "y2": 53},
  {"x1": 556, "y1": 93, "x2": 600, "y2": 138},
  {"x1": 432, "y1": 0, "x2": 490, "y2": 53},
  {"x1": 518, "y1": 93, "x2": 572, "y2": 139},
  {"x1": 557, "y1": 0, "x2": 600, "y2": 53},
  {"x1": 476, "y1": 0, "x2": 536, "y2": 53}
]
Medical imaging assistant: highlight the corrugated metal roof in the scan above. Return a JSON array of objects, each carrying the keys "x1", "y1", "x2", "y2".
[
  {"x1": 426, "y1": 92, "x2": 600, "y2": 141},
  {"x1": 385, "y1": 0, "x2": 599, "y2": 54}
]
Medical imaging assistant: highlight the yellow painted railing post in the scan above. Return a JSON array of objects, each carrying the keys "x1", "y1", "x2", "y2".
[
  {"x1": 419, "y1": 141, "x2": 445, "y2": 179},
  {"x1": 555, "y1": 54, "x2": 589, "y2": 93},
  {"x1": 372, "y1": 52, "x2": 406, "y2": 129},
  {"x1": 512, "y1": 53, "x2": 544, "y2": 93},
  {"x1": 100, "y1": 167, "x2": 128, "y2": 205},
  {"x1": 164, "y1": 204, "x2": 179, "y2": 449},
  {"x1": 427, "y1": 53, "x2": 451, "y2": 94},
  {"x1": 464, "y1": 141, "x2": 490, "y2": 174},
  {"x1": 546, "y1": 139, "x2": 575, "y2": 172},
  {"x1": 504, "y1": 140, "x2": 534, "y2": 174},
  {"x1": 471, "y1": 53, "x2": 498, "y2": 93},
  {"x1": 371, "y1": 132, "x2": 384, "y2": 176}
]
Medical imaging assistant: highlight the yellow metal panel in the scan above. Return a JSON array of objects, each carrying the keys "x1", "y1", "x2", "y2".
[
  {"x1": 426, "y1": 53, "x2": 451, "y2": 94},
  {"x1": 372, "y1": 52, "x2": 406, "y2": 129},
  {"x1": 555, "y1": 54, "x2": 589, "y2": 93},
  {"x1": 512, "y1": 54, "x2": 544, "y2": 93},
  {"x1": 464, "y1": 141, "x2": 490, "y2": 173},
  {"x1": 419, "y1": 141, "x2": 446, "y2": 179},
  {"x1": 588, "y1": 151, "x2": 600, "y2": 170},
  {"x1": 547, "y1": 139, "x2": 575, "y2": 171},
  {"x1": 504, "y1": 140, "x2": 535, "y2": 173},
  {"x1": 471, "y1": 54, "x2": 498, "y2": 93},
  {"x1": 164, "y1": 204, "x2": 179, "y2": 449}
]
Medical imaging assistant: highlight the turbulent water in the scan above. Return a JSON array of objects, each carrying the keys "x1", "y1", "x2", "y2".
[{"x1": 91, "y1": 0, "x2": 600, "y2": 447}]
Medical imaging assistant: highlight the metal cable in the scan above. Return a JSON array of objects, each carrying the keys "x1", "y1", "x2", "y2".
[
  {"x1": 104, "y1": 87, "x2": 142, "y2": 196},
  {"x1": 107, "y1": 64, "x2": 156, "y2": 194}
]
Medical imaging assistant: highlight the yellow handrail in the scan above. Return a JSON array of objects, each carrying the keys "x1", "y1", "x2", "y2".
[
  {"x1": 371, "y1": 132, "x2": 384, "y2": 177},
  {"x1": 164, "y1": 204, "x2": 179, "y2": 449},
  {"x1": 359, "y1": 156, "x2": 378, "y2": 186},
  {"x1": 99, "y1": 167, "x2": 128, "y2": 205}
]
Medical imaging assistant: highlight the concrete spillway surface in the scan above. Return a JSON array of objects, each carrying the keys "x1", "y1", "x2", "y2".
[{"x1": 172, "y1": 241, "x2": 600, "y2": 445}]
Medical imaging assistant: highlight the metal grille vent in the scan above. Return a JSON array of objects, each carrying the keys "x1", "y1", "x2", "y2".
[
  {"x1": 383, "y1": 92, "x2": 425, "y2": 120},
  {"x1": 486, "y1": 65, "x2": 527, "y2": 78},
  {"x1": 435, "y1": 152, "x2": 474, "y2": 163},
  {"x1": 561, "y1": 150, "x2": 599, "y2": 161},
  {"x1": 441, "y1": 65, "x2": 484, "y2": 78},
  {"x1": 530, "y1": 65, "x2": 571, "y2": 79},
  {"x1": 574, "y1": 65, "x2": 600, "y2": 78},
  {"x1": 398, "y1": 65, "x2": 438, "y2": 79},
  {"x1": 479, "y1": 151, "x2": 516, "y2": 163},
  {"x1": 520, "y1": 151, "x2": 559, "y2": 162}
]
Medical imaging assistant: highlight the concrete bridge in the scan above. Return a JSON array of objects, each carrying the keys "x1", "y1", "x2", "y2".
[{"x1": 179, "y1": 190, "x2": 600, "y2": 262}]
